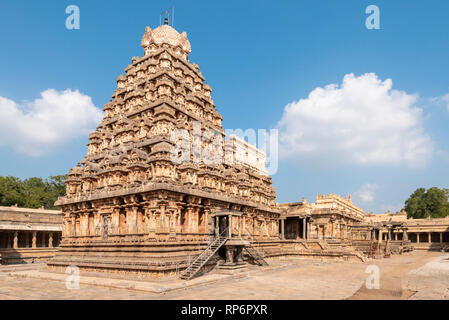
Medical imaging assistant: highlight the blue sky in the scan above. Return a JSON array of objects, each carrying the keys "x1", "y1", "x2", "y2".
[{"x1": 0, "y1": 0, "x2": 448, "y2": 212}]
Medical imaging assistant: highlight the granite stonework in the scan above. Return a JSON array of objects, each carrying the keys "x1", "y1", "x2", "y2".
[{"x1": 0, "y1": 205, "x2": 62, "y2": 264}]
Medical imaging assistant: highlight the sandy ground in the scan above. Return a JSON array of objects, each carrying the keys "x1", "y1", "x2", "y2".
[
  {"x1": 402, "y1": 253, "x2": 449, "y2": 299},
  {"x1": 0, "y1": 251, "x2": 446, "y2": 300}
]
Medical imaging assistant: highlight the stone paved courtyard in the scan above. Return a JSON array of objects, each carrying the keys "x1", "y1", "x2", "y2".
[{"x1": 0, "y1": 251, "x2": 447, "y2": 300}]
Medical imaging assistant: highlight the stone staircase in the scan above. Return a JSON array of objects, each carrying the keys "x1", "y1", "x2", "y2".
[{"x1": 179, "y1": 229, "x2": 228, "y2": 280}]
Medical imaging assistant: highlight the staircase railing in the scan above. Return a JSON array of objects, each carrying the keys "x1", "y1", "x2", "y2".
[
  {"x1": 245, "y1": 246, "x2": 268, "y2": 266},
  {"x1": 244, "y1": 227, "x2": 268, "y2": 266},
  {"x1": 179, "y1": 228, "x2": 228, "y2": 280}
]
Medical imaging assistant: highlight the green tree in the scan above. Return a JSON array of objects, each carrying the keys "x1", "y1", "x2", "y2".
[
  {"x1": 0, "y1": 175, "x2": 66, "y2": 209},
  {"x1": 0, "y1": 176, "x2": 26, "y2": 207},
  {"x1": 404, "y1": 188, "x2": 427, "y2": 219},
  {"x1": 44, "y1": 175, "x2": 67, "y2": 209},
  {"x1": 405, "y1": 187, "x2": 449, "y2": 219}
]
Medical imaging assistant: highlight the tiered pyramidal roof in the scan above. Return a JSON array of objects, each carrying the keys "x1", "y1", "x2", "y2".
[{"x1": 60, "y1": 23, "x2": 276, "y2": 209}]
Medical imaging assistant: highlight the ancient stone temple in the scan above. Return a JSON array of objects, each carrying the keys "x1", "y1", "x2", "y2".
[
  {"x1": 0, "y1": 205, "x2": 62, "y2": 264},
  {"x1": 48, "y1": 20, "x2": 279, "y2": 278}
]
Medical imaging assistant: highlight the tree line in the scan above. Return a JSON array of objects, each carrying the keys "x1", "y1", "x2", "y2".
[{"x1": 0, "y1": 175, "x2": 66, "y2": 210}]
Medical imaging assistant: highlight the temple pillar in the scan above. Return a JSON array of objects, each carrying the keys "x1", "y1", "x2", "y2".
[
  {"x1": 49, "y1": 233, "x2": 53, "y2": 248},
  {"x1": 403, "y1": 229, "x2": 408, "y2": 241},
  {"x1": 394, "y1": 231, "x2": 398, "y2": 241},
  {"x1": 225, "y1": 246, "x2": 235, "y2": 265},
  {"x1": 94, "y1": 212, "x2": 102, "y2": 236},
  {"x1": 176, "y1": 208, "x2": 182, "y2": 234},
  {"x1": 238, "y1": 216, "x2": 241, "y2": 238},
  {"x1": 440, "y1": 232, "x2": 443, "y2": 244},
  {"x1": 31, "y1": 231, "x2": 37, "y2": 248},
  {"x1": 75, "y1": 216, "x2": 80, "y2": 236},
  {"x1": 126, "y1": 206, "x2": 138, "y2": 234},
  {"x1": 236, "y1": 247, "x2": 244, "y2": 264},
  {"x1": 203, "y1": 208, "x2": 210, "y2": 234},
  {"x1": 186, "y1": 206, "x2": 194, "y2": 233},
  {"x1": 146, "y1": 209, "x2": 156, "y2": 239},
  {"x1": 417, "y1": 232, "x2": 420, "y2": 243},
  {"x1": 13, "y1": 231, "x2": 18, "y2": 249},
  {"x1": 228, "y1": 215, "x2": 232, "y2": 239},
  {"x1": 71, "y1": 215, "x2": 76, "y2": 236},
  {"x1": 80, "y1": 213, "x2": 89, "y2": 236},
  {"x1": 111, "y1": 208, "x2": 120, "y2": 235},
  {"x1": 304, "y1": 218, "x2": 308, "y2": 239},
  {"x1": 281, "y1": 219, "x2": 285, "y2": 240},
  {"x1": 215, "y1": 216, "x2": 219, "y2": 237},
  {"x1": 331, "y1": 220, "x2": 335, "y2": 238},
  {"x1": 428, "y1": 232, "x2": 431, "y2": 243}
]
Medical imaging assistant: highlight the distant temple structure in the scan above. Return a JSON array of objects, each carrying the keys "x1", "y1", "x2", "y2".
[
  {"x1": 41, "y1": 20, "x2": 449, "y2": 278},
  {"x1": 0, "y1": 205, "x2": 61, "y2": 264}
]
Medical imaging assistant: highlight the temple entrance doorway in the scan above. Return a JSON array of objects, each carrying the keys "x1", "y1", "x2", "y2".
[{"x1": 218, "y1": 216, "x2": 228, "y2": 235}]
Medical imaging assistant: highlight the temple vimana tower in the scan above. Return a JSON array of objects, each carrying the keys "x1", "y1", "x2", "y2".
[{"x1": 48, "y1": 20, "x2": 280, "y2": 278}]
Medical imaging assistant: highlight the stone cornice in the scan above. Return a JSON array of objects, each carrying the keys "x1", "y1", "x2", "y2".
[{"x1": 56, "y1": 182, "x2": 280, "y2": 214}]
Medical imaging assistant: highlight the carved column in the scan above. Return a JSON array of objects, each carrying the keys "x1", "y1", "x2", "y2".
[
  {"x1": 215, "y1": 216, "x2": 219, "y2": 236},
  {"x1": 238, "y1": 216, "x2": 241, "y2": 238},
  {"x1": 176, "y1": 207, "x2": 182, "y2": 234},
  {"x1": 80, "y1": 213, "x2": 89, "y2": 236},
  {"x1": 168, "y1": 207, "x2": 177, "y2": 240},
  {"x1": 158, "y1": 203, "x2": 167, "y2": 233},
  {"x1": 236, "y1": 247, "x2": 244, "y2": 264},
  {"x1": 32, "y1": 231, "x2": 36, "y2": 248},
  {"x1": 186, "y1": 206, "x2": 193, "y2": 233},
  {"x1": 75, "y1": 215, "x2": 81, "y2": 237},
  {"x1": 203, "y1": 208, "x2": 210, "y2": 234},
  {"x1": 48, "y1": 233, "x2": 53, "y2": 248},
  {"x1": 303, "y1": 218, "x2": 307, "y2": 239},
  {"x1": 71, "y1": 215, "x2": 76, "y2": 237},
  {"x1": 146, "y1": 208, "x2": 156, "y2": 240},
  {"x1": 111, "y1": 207, "x2": 120, "y2": 235},
  {"x1": 225, "y1": 246, "x2": 235, "y2": 265},
  {"x1": 280, "y1": 219, "x2": 285, "y2": 240},
  {"x1": 428, "y1": 232, "x2": 431, "y2": 243},
  {"x1": 192, "y1": 207, "x2": 199, "y2": 234},
  {"x1": 13, "y1": 231, "x2": 18, "y2": 249},
  {"x1": 307, "y1": 221, "x2": 312, "y2": 240},
  {"x1": 126, "y1": 206, "x2": 138, "y2": 234}
]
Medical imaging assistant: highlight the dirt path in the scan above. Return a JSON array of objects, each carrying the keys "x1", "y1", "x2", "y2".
[{"x1": 348, "y1": 251, "x2": 441, "y2": 299}]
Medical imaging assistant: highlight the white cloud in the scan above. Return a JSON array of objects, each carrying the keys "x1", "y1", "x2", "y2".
[
  {"x1": 442, "y1": 94, "x2": 449, "y2": 112},
  {"x1": 354, "y1": 183, "x2": 378, "y2": 204},
  {"x1": 277, "y1": 73, "x2": 433, "y2": 168},
  {"x1": 0, "y1": 89, "x2": 103, "y2": 156}
]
